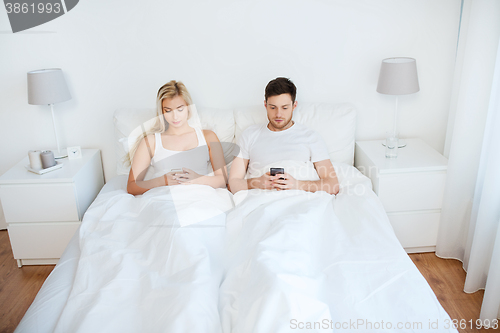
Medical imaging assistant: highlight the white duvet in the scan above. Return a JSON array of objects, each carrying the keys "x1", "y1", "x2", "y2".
[
  {"x1": 16, "y1": 163, "x2": 458, "y2": 333},
  {"x1": 220, "y1": 163, "x2": 457, "y2": 333},
  {"x1": 52, "y1": 184, "x2": 233, "y2": 333}
]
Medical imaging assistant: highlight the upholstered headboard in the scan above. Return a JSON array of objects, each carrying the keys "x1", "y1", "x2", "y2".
[{"x1": 113, "y1": 103, "x2": 356, "y2": 175}]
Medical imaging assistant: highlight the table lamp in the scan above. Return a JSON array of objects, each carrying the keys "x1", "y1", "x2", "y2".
[
  {"x1": 27, "y1": 68, "x2": 71, "y2": 158},
  {"x1": 377, "y1": 57, "x2": 420, "y2": 148}
]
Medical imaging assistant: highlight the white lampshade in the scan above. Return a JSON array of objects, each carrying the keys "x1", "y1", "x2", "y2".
[
  {"x1": 27, "y1": 68, "x2": 71, "y2": 105},
  {"x1": 377, "y1": 57, "x2": 420, "y2": 95}
]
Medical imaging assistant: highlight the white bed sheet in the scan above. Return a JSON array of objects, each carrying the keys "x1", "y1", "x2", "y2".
[
  {"x1": 14, "y1": 165, "x2": 458, "y2": 333},
  {"x1": 14, "y1": 175, "x2": 129, "y2": 333},
  {"x1": 219, "y1": 163, "x2": 458, "y2": 333},
  {"x1": 16, "y1": 175, "x2": 233, "y2": 333}
]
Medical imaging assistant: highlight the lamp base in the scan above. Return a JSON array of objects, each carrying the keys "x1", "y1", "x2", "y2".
[
  {"x1": 52, "y1": 148, "x2": 68, "y2": 159},
  {"x1": 381, "y1": 138, "x2": 407, "y2": 148}
]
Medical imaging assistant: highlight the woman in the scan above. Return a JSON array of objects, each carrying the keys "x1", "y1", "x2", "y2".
[
  {"x1": 42, "y1": 81, "x2": 230, "y2": 333},
  {"x1": 127, "y1": 80, "x2": 227, "y2": 195}
]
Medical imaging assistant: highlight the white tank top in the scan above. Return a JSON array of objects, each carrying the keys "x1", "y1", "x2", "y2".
[{"x1": 149, "y1": 127, "x2": 211, "y2": 178}]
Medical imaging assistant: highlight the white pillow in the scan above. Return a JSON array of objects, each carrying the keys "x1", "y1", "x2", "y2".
[
  {"x1": 114, "y1": 107, "x2": 235, "y2": 175},
  {"x1": 194, "y1": 105, "x2": 235, "y2": 144},
  {"x1": 233, "y1": 103, "x2": 357, "y2": 165},
  {"x1": 114, "y1": 108, "x2": 157, "y2": 176},
  {"x1": 233, "y1": 105, "x2": 269, "y2": 143}
]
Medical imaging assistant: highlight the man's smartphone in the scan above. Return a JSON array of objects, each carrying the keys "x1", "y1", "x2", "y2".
[{"x1": 270, "y1": 168, "x2": 285, "y2": 180}]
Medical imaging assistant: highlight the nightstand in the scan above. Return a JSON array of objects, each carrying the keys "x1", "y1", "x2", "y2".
[
  {"x1": 0, "y1": 149, "x2": 104, "y2": 267},
  {"x1": 354, "y1": 138, "x2": 448, "y2": 253}
]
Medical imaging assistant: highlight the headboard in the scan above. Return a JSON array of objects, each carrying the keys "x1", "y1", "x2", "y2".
[{"x1": 113, "y1": 103, "x2": 356, "y2": 175}]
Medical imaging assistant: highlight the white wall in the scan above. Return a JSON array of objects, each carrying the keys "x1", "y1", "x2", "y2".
[{"x1": 0, "y1": 0, "x2": 460, "y2": 181}]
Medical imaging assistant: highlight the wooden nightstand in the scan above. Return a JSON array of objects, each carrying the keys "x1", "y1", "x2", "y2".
[
  {"x1": 0, "y1": 149, "x2": 104, "y2": 267},
  {"x1": 354, "y1": 138, "x2": 448, "y2": 253}
]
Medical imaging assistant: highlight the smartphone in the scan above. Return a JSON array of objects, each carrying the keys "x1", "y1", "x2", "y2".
[
  {"x1": 270, "y1": 168, "x2": 285, "y2": 179},
  {"x1": 170, "y1": 168, "x2": 183, "y2": 173}
]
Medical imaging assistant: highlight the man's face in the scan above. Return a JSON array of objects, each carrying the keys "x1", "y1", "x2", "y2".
[{"x1": 265, "y1": 94, "x2": 297, "y2": 131}]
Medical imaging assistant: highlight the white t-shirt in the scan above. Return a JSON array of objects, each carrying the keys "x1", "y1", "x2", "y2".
[{"x1": 237, "y1": 122, "x2": 330, "y2": 179}]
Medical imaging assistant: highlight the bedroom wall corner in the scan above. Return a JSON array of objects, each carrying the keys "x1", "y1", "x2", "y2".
[{"x1": 0, "y1": 202, "x2": 6, "y2": 230}]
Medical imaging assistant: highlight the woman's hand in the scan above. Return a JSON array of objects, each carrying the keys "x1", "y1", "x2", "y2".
[
  {"x1": 164, "y1": 172, "x2": 180, "y2": 186},
  {"x1": 175, "y1": 168, "x2": 202, "y2": 185}
]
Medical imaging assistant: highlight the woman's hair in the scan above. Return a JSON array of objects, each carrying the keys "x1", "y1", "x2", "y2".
[{"x1": 124, "y1": 80, "x2": 194, "y2": 167}]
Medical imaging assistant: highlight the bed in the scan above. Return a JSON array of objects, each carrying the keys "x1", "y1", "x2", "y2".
[{"x1": 14, "y1": 103, "x2": 458, "y2": 333}]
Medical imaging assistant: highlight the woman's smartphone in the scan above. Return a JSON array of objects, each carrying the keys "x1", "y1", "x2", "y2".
[
  {"x1": 270, "y1": 168, "x2": 285, "y2": 179},
  {"x1": 170, "y1": 168, "x2": 183, "y2": 173}
]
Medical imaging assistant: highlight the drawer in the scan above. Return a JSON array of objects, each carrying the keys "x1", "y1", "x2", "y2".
[
  {"x1": 7, "y1": 222, "x2": 80, "y2": 259},
  {"x1": 387, "y1": 211, "x2": 440, "y2": 249},
  {"x1": 0, "y1": 183, "x2": 79, "y2": 222},
  {"x1": 377, "y1": 171, "x2": 446, "y2": 212}
]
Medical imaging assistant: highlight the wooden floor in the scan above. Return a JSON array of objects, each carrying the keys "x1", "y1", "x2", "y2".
[
  {"x1": 0, "y1": 229, "x2": 497, "y2": 333},
  {"x1": 0, "y1": 230, "x2": 55, "y2": 333},
  {"x1": 409, "y1": 254, "x2": 497, "y2": 333}
]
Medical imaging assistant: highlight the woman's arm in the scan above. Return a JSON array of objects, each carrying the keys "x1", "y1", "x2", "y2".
[
  {"x1": 176, "y1": 130, "x2": 227, "y2": 189},
  {"x1": 204, "y1": 130, "x2": 228, "y2": 188},
  {"x1": 127, "y1": 134, "x2": 175, "y2": 195}
]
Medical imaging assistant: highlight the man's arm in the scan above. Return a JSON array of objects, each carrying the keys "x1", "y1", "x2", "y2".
[
  {"x1": 228, "y1": 157, "x2": 275, "y2": 194},
  {"x1": 299, "y1": 159, "x2": 339, "y2": 195},
  {"x1": 271, "y1": 159, "x2": 339, "y2": 195}
]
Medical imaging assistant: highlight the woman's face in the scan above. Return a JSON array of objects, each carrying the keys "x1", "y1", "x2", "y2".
[{"x1": 162, "y1": 95, "x2": 189, "y2": 128}]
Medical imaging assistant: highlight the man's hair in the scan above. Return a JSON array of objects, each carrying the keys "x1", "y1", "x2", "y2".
[{"x1": 265, "y1": 77, "x2": 297, "y2": 103}]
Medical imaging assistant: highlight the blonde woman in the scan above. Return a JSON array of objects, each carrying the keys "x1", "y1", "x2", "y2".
[{"x1": 127, "y1": 80, "x2": 227, "y2": 195}]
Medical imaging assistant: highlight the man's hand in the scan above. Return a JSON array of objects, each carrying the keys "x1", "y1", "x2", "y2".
[
  {"x1": 270, "y1": 172, "x2": 300, "y2": 191},
  {"x1": 248, "y1": 172, "x2": 275, "y2": 190}
]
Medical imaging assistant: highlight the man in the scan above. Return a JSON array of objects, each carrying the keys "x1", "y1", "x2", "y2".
[{"x1": 228, "y1": 77, "x2": 339, "y2": 195}]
